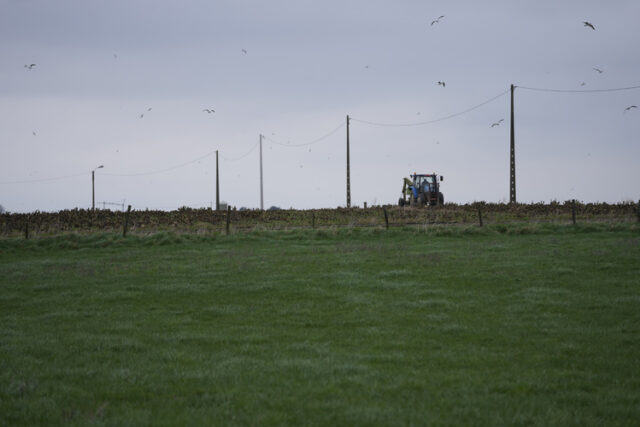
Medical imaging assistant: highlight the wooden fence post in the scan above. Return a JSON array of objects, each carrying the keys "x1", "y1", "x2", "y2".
[
  {"x1": 226, "y1": 205, "x2": 231, "y2": 235},
  {"x1": 477, "y1": 206, "x2": 483, "y2": 227},
  {"x1": 312, "y1": 212, "x2": 316, "y2": 229},
  {"x1": 24, "y1": 218, "x2": 29, "y2": 240},
  {"x1": 123, "y1": 205, "x2": 132, "y2": 237},
  {"x1": 383, "y1": 206, "x2": 389, "y2": 230},
  {"x1": 637, "y1": 200, "x2": 640, "y2": 223},
  {"x1": 571, "y1": 200, "x2": 577, "y2": 225}
]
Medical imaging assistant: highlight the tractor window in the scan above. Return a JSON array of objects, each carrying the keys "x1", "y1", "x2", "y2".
[{"x1": 414, "y1": 175, "x2": 435, "y2": 188}]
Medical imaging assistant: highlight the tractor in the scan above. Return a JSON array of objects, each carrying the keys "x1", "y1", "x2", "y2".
[{"x1": 398, "y1": 173, "x2": 444, "y2": 207}]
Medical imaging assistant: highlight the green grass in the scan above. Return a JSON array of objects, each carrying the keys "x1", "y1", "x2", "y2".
[{"x1": 1, "y1": 225, "x2": 639, "y2": 425}]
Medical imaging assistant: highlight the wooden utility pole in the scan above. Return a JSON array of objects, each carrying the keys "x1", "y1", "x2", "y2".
[
  {"x1": 92, "y1": 170, "x2": 95, "y2": 211},
  {"x1": 346, "y1": 115, "x2": 351, "y2": 208},
  {"x1": 510, "y1": 84, "x2": 516, "y2": 204},
  {"x1": 259, "y1": 134, "x2": 264, "y2": 210},
  {"x1": 215, "y1": 150, "x2": 220, "y2": 211}
]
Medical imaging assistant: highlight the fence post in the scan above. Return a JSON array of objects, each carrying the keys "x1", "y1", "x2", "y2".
[
  {"x1": 477, "y1": 206, "x2": 483, "y2": 227},
  {"x1": 312, "y1": 212, "x2": 316, "y2": 229},
  {"x1": 637, "y1": 200, "x2": 640, "y2": 223},
  {"x1": 123, "y1": 205, "x2": 132, "y2": 237},
  {"x1": 571, "y1": 199, "x2": 576, "y2": 225},
  {"x1": 226, "y1": 205, "x2": 231, "y2": 235},
  {"x1": 383, "y1": 206, "x2": 389, "y2": 230},
  {"x1": 24, "y1": 218, "x2": 29, "y2": 240}
]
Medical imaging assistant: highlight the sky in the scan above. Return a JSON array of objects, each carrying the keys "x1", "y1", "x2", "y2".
[{"x1": 1, "y1": 0, "x2": 639, "y2": 212}]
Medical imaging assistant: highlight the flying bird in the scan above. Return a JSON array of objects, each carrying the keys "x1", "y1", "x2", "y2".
[
  {"x1": 624, "y1": 105, "x2": 637, "y2": 113},
  {"x1": 147, "y1": 107, "x2": 152, "y2": 111},
  {"x1": 593, "y1": 67, "x2": 603, "y2": 74},
  {"x1": 113, "y1": 54, "x2": 118, "y2": 59},
  {"x1": 583, "y1": 21, "x2": 595, "y2": 30},
  {"x1": 490, "y1": 119, "x2": 504, "y2": 128},
  {"x1": 431, "y1": 15, "x2": 445, "y2": 26},
  {"x1": 241, "y1": 49, "x2": 247, "y2": 54},
  {"x1": 32, "y1": 131, "x2": 36, "y2": 136},
  {"x1": 437, "y1": 81, "x2": 445, "y2": 87},
  {"x1": 580, "y1": 82, "x2": 586, "y2": 86},
  {"x1": 202, "y1": 109, "x2": 215, "y2": 114},
  {"x1": 24, "y1": 64, "x2": 36, "y2": 69}
]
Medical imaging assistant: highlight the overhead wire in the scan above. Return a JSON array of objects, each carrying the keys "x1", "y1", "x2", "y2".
[
  {"x1": 0, "y1": 171, "x2": 90, "y2": 185},
  {"x1": 100, "y1": 149, "x2": 218, "y2": 177},
  {"x1": 263, "y1": 122, "x2": 345, "y2": 147},
  {"x1": 219, "y1": 139, "x2": 260, "y2": 161},
  {"x1": 517, "y1": 84, "x2": 640, "y2": 93},
  {"x1": 350, "y1": 88, "x2": 511, "y2": 127},
  {"x1": 4, "y1": 83, "x2": 638, "y2": 185}
]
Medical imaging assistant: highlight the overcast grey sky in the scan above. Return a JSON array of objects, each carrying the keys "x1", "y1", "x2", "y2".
[{"x1": 1, "y1": 0, "x2": 639, "y2": 212}]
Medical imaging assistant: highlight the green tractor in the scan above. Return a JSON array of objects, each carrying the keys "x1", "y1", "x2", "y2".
[{"x1": 399, "y1": 173, "x2": 444, "y2": 207}]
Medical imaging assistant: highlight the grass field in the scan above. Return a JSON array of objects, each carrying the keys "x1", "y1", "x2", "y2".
[{"x1": 1, "y1": 224, "x2": 639, "y2": 425}]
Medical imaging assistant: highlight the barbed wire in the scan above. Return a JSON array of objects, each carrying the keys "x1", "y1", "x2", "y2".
[
  {"x1": 350, "y1": 88, "x2": 511, "y2": 127},
  {"x1": 263, "y1": 122, "x2": 345, "y2": 147}
]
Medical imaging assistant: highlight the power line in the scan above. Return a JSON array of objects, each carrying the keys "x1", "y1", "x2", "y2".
[
  {"x1": 263, "y1": 122, "x2": 345, "y2": 147},
  {"x1": 100, "y1": 149, "x2": 218, "y2": 177},
  {"x1": 219, "y1": 139, "x2": 260, "y2": 161},
  {"x1": 350, "y1": 88, "x2": 511, "y2": 127},
  {"x1": 517, "y1": 84, "x2": 640, "y2": 93},
  {"x1": 0, "y1": 171, "x2": 90, "y2": 185}
]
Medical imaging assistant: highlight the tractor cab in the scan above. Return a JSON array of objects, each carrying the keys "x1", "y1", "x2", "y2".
[
  {"x1": 399, "y1": 173, "x2": 444, "y2": 207},
  {"x1": 413, "y1": 174, "x2": 436, "y2": 196}
]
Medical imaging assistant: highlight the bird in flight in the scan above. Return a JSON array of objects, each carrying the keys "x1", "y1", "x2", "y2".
[
  {"x1": 624, "y1": 105, "x2": 637, "y2": 113},
  {"x1": 431, "y1": 15, "x2": 445, "y2": 26},
  {"x1": 24, "y1": 64, "x2": 36, "y2": 69},
  {"x1": 202, "y1": 109, "x2": 215, "y2": 114},
  {"x1": 580, "y1": 82, "x2": 586, "y2": 86},
  {"x1": 437, "y1": 81, "x2": 445, "y2": 87},
  {"x1": 32, "y1": 131, "x2": 36, "y2": 136},
  {"x1": 583, "y1": 21, "x2": 595, "y2": 30},
  {"x1": 593, "y1": 67, "x2": 603, "y2": 74},
  {"x1": 241, "y1": 49, "x2": 247, "y2": 54},
  {"x1": 491, "y1": 119, "x2": 504, "y2": 128}
]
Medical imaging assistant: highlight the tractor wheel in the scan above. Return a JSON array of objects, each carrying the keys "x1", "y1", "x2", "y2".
[
  {"x1": 438, "y1": 193, "x2": 444, "y2": 205},
  {"x1": 417, "y1": 194, "x2": 426, "y2": 206},
  {"x1": 398, "y1": 197, "x2": 405, "y2": 207}
]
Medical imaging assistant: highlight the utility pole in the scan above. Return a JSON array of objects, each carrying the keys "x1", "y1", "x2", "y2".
[
  {"x1": 215, "y1": 150, "x2": 220, "y2": 210},
  {"x1": 91, "y1": 165, "x2": 103, "y2": 211},
  {"x1": 346, "y1": 115, "x2": 351, "y2": 208},
  {"x1": 259, "y1": 134, "x2": 264, "y2": 210},
  {"x1": 92, "y1": 170, "x2": 95, "y2": 211},
  {"x1": 510, "y1": 84, "x2": 516, "y2": 204}
]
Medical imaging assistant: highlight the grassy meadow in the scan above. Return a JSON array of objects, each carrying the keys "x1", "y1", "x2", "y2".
[{"x1": 1, "y1": 224, "x2": 639, "y2": 425}]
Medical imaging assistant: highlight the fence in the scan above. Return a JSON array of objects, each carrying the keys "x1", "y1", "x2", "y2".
[{"x1": 1, "y1": 201, "x2": 638, "y2": 239}]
